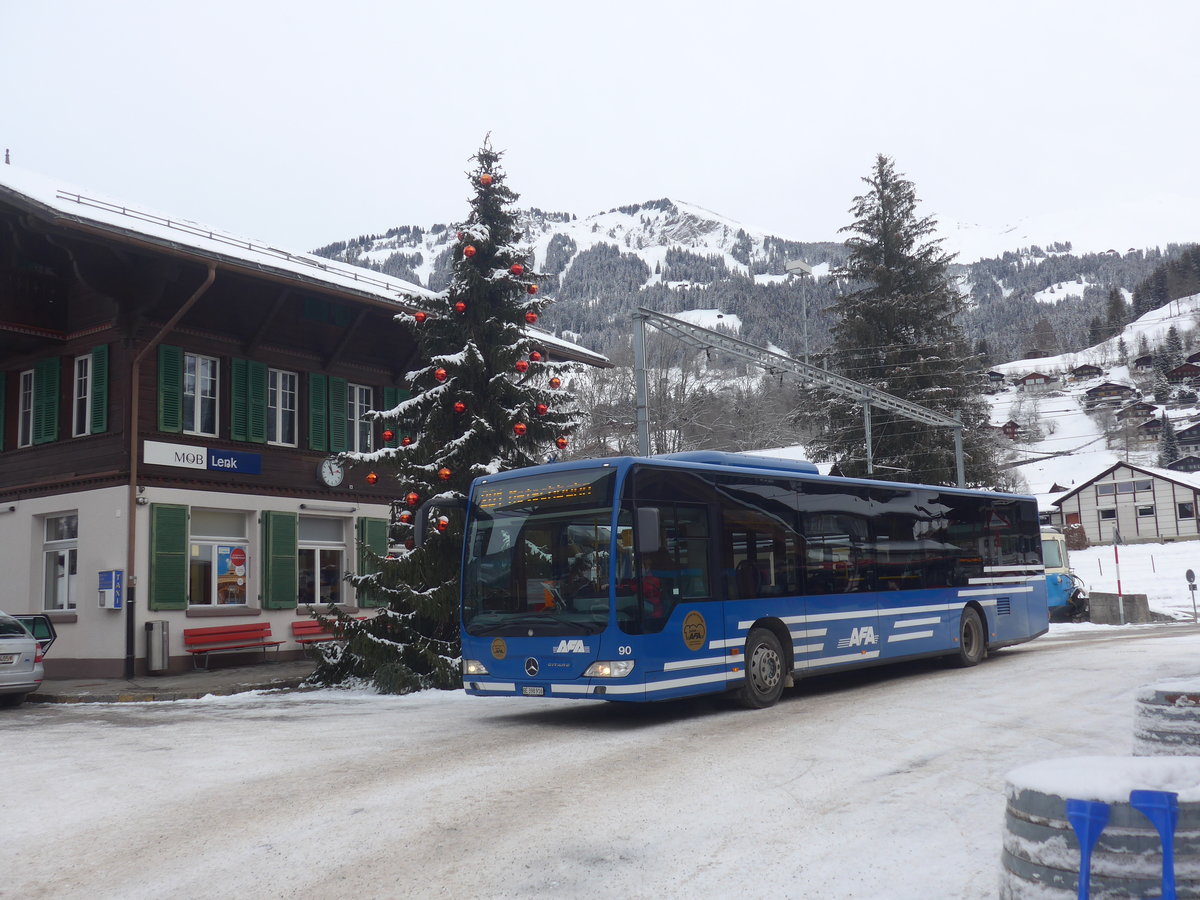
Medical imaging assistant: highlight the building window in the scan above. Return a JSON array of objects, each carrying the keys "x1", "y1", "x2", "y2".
[
  {"x1": 183, "y1": 353, "x2": 218, "y2": 436},
  {"x1": 188, "y1": 509, "x2": 249, "y2": 605},
  {"x1": 347, "y1": 383, "x2": 373, "y2": 453},
  {"x1": 1099, "y1": 508, "x2": 1117, "y2": 520},
  {"x1": 17, "y1": 369, "x2": 34, "y2": 448},
  {"x1": 43, "y1": 514, "x2": 78, "y2": 610},
  {"x1": 1179, "y1": 502, "x2": 1195, "y2": 520},
  {"x1": 73, "y1": 355, "x2": 92, "y2": 437},
  {"x1": 298, "y1": 516, "x2": 346, "y2": 605},
  {"x1": 1137, "y1": 505, "x2": 1156, "y2": 518},
  {"x1": 268, "y1": 368, "x2": 298, "y2": 446}
]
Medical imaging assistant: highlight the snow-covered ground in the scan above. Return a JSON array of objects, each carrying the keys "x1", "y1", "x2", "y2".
[{"x1": 6, "y1": 597, "x2": 1200, "y2": 898}]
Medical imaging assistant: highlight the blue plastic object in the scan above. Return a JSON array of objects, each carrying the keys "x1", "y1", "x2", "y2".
[
  {"x1": 1066, "y1": 798, "x2": 1111, "y2": 900},
  {"x1": 1130, "y1": 789, "x2": 1180, "y2": 900}
]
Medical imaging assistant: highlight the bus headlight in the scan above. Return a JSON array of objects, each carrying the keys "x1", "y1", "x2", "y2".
[
  {"x1": 583, "y1": 660, "x2": 635, "y2": 678},
  {"x1": 463, "y1": 659, "x2": 489, "y2": 676}
]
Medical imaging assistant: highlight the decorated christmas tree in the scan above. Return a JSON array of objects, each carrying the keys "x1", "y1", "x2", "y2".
[{"x1": 313, "y1": 140, "x2": 580, "y2": 693}]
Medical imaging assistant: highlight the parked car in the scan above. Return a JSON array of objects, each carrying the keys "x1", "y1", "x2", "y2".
[{"x1": 0, "y1": 611, "x2": 56, "y2": 708}]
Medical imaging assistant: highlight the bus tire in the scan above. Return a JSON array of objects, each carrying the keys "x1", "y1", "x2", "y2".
[
  {"x1": 738, "y1": 627, "x2": 786, "y2": 709},
  {"x1": 954, "y1": 606, "x2": 986, "y2": 667}
]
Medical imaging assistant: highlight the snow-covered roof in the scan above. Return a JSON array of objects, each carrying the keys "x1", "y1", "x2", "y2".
[
  {"x1": 0, "y1": 163, "x2": 610, "y2": 368},
  {"x1": 1052, "y1": 459, "x2": 1200, "y2": 506}
]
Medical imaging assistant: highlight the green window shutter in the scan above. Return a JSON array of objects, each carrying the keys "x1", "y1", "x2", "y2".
[
  {"x1": 308, "y1": 373, "x2": 328, "y2": 451},
  {"x1": 230, "y1": 358, "x2": 248, "y2": 441},
  {"x1": 356, "y1": 517, "x2": 389, "y2": 608},
  {"x1": 158, "y1": 345, "x2": 183, "y2": 433},
  {"x1": 32, "y1": 357, "x2": 60, "y2": 444},
  {"x1": 328, "y1": 376, "x2": 348, "y2": 453},
  {"x1": 89, "y1": 344, "x2": 109, "y2": 434},
  {"x1": 262, "y1": 510, "x2": 298, "y2": 609},
  {"x1": 247, "y1": 361, "x2": 267, "y2": 444},
  {"x1": 149, "y1": 504, "x2": 188, "y2": 610},
  {"x1": 0, "y1": 371, "x2": 6, "y2": 451}
]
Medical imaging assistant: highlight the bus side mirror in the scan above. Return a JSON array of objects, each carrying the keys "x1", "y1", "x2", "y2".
[
  {"x1": 413, "y1": 497, "x2": 468, "y2": 548},
  {"x1": 636, "y1": 507, "x2": 661, "y2": 553}
]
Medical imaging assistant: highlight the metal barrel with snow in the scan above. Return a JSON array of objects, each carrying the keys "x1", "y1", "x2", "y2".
[
  {"x1": 1135, "y1": 679, "x2": 1200, "y2": 756},
  {"x1": 1000, "y1": 757, "x2": 1200, "y2": 897}
]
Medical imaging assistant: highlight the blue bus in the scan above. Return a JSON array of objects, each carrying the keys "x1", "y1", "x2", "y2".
[{"x1": 458, "y1": 451, "x2": 1049, "y2": 708}]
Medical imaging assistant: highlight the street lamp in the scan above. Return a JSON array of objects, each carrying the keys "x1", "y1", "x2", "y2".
[{"x1": 784, "y1": 258, "x2": 814, "y2": 365}]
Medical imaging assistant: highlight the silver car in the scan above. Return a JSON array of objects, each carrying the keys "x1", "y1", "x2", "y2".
[{"x1": 0, "y1": 612, "x2": 56, "y2": 708}]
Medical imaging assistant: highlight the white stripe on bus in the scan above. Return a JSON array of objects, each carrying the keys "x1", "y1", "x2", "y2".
[
  {"x1": 893, "y1": 616, "x2": 941, "y2": 628},
  {"x1": 968, "y1": 576, "x2": 1038, "y2": 585},
  {"x1": 957, "y1": 586, "x2": 1033, "y2": 596},
  {"x1": 986, "y1": 565, "x2": 1044, "y2": 573},
  {"x1": 807, "y1": 650, "x2": 882, "y2": 668},
  {"x1": 888, "y1": 630, "x2": 934, "y2": 643},
  {"x1": 663, "y1": 655, "x2": 739, "y2": 671}
]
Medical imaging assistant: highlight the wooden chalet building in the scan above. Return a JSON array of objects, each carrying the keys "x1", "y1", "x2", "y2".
[
  {"x1": 1133, "y1": 355, "x2": 1155, "y2": 373},
  {"x1": 1168, "y1": 456, "x2": 1200, "y2": 474},
  {"x1": 1084, "y1": 381, "x2": 1138, "y2": 406},
  {"x1": 1054, "y1": 461, "x2": 1200, "y2": 545},
  {"x1": 0, "y1": 166, "x2": 608, "y2": 677},
  {"x1": 1070, "y1": 363, "x2": 1103, "y2": 380},
  {"x1": 1015, "y1": 372, "x2": 1054, "y2": 393},
  {"x1": 1178, "y1": 422, "x2": 1200, "y2": 456},
  {"x1": 1167, "y1": 363, "x2": 1200, "y2": 384},
  {"x1": 1115, "y1": 401, "x2": 1158, "y2": 422}
]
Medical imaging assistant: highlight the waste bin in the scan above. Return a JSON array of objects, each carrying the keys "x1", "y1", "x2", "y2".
[{"x1": 145, "y1": 620, "x2": 169, "y2": 673}]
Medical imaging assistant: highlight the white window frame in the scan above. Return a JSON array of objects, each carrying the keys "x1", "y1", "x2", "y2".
[
  {"x1": 17, "y1": 368, "x2": 34, "y2": 448},
  {"x1": 347, "y1": 383, "x2": 373, "y2": 453},
  {"x1": 1137, "y1": 505, "x2": 1156, "y2": 518},
  {"x1": 188, "y1": 510, "x2": 250, "y2": 606},
  {"x1": 73, "y1": 354, "x2": 93, "y2": 437},
  {"x1": 298, "y1": 516, "x2": 348, "y2": 606},
  {"x1": 1179, "y1": 502, "x2": 1195, "y2": 520},
  {"x1": 183, "y1": 352, "x2": 219, "y2": 437},
  {"x1": 43, "y1": 513, "x2": 79, "y2": 611},
  {"x1": 267, "y1": 368, "x2": 298, "y2": 447}
]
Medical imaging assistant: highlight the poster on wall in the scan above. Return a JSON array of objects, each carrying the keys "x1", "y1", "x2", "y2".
[{"x1": 216, "y1": 545, "x2": 248, "y2": 604}]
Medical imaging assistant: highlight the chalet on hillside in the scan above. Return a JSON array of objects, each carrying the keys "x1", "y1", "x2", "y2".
[
  {"x1": 1134, "y1": 417, "x2": 1164, "y2": 444},
  {"x1": 0, "y1": 166, "x2": 608, "y2": 678},
  {"x1": 1084, "y1": 381, "x2": 1138, "y2": 405},
  {"x1": 1054, "y1": 461, "x2": 1200, "y2": 544},
  {"x1": 1178, "y1": 422, "x2": 1200, "y2": 455},
  {"x1": 1071, "y1": 363, "x2": 1103, "y2": 380},
  {"x1": 1134, "y1": 355, "x2": 1155, "y2": 372},
  {"x1": 1167, "y1": 363, "x2": 1200, "y2": 384},
  {"x1": 999, "y1": 420, "x2": 1021, "y2": 440},
  {"x1": 1115, "y1": 401, "x2": 1158, "y2": 422},
  {"x1": 1168, "y1": 456, "x2": 1200, "y2": 474},
  {"x1": 1187, "y1": 351, "x2": 1200, "y2": 365},
  {"x1": 1015, "y1": 372, "x2": 1054, "y2": 393}
]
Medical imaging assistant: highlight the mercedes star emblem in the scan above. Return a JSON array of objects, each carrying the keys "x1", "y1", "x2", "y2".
[{"x1": 524, "y1": 657, "x2": 540, "y2": 677}]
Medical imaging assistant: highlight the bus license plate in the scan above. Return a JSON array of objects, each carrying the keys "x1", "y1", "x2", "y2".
[{"x1": 522, "y1": 686, "x2": 544, "y2": 696}]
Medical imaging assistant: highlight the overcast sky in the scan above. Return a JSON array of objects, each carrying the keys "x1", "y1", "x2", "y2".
[{"x1": 4, "y1": 1, "x2": 1196, "y2": 259}]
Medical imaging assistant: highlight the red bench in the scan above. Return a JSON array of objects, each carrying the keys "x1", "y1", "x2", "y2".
[
  {"x1": 291, "y1": 617, "x2": 364, "y2": 647},
  {"x1": 183, "y1": 622, "x2": 284, "y2": 669}
]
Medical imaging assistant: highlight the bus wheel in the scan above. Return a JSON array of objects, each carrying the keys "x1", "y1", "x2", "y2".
[
  {"x1": 954, "y1": 607, "x2": 986, "y2": 667},
  {"x1": 738, "y1": 628, "x2": 785, "y2": 709}
]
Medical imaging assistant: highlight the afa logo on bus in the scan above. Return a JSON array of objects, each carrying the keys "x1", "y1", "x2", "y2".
[{"x1": 837, "y1": 626, "x2": 879, "y2": 649}]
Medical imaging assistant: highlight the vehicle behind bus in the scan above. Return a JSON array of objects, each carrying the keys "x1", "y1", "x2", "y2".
[
  {"x1": 1040, "y1": 527, "x2": 1089, "y2": 622},
  {"x1": 459, "y1": 452, "x2": 1049, "y2": 708}
]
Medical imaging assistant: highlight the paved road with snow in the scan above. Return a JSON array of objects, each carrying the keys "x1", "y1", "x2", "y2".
[{"x1": 7, "y1": 623, "x2": 1200, "y2": 899}]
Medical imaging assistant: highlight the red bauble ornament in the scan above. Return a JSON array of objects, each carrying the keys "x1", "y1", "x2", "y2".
[
  {"x1": 530, "y1": 351, "x2": 542, "y2": 362},
  {"x1": 438, "y1": 467, "x2": 452, "y2": 481},
  {"x1": 555, "y1": 437, "x2": 569, "y2": 450},
  {"x1": 436, "y1": 516, "x2": 449, "y2": 533},
  {"x1": 434, "y1": 368, "x2": 448, "y2": 382},
  {"x1": 453, "y1": 401, "x2": 466, "y2": 414},
  {"x1": 525, "y1": 311, "x2": 538, "y2": 324},
  {"x1": 513, "y1": 422, "x2": 528, "y2": 436},
  {"x1": 406, "y1": 492, "x2": 420, "y2": 507},
  {"x1": 464, "y1": 245, "x2": 477, "y2": 258},
  {"x1": 510, "y1": 263, "x2": 524, "y2": 276},
  {"x1": 454, "y1": 301, "x2": 467, "y2": 314},
  {"x1": 399, "y1": 510, "x2": 413, "y2": 524},
  {"x1": 382, "y1": 429, "x2": 394, "y2": 442},
  {"x1": 366, "y1": 472, "x2": 378, "y2": 485},
  {"x1": 404, "y1": 538, "x2": 414, "y2": 551},
  {"x1": 480, "y1": 174, "x2": 493, "y2": 186},
  {"x1": 535, "y1": 403, "x2": 548, "y2": 416},
  {"x1": 528, "y1": 284, "x2": 539, "y2": 295},
  {"x1": 401, "y1": 436, "x2": 413, "y2": 447},
  {"x1": 456, "y1": 231, "x2": 464, "y2": 241},
  {"x1": 413, "y1": 311, "x2": 428, "y2": 324},
  {"x1": 549, "y1": 376, "x2": 562, "y2": 389},
  {"x1": 515, "y1": 360, "x2": 529, "y2": 373}
]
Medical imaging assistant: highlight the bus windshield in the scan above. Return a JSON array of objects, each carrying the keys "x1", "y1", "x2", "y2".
[{"x1": 463, "y1": 469, "x2": 627, "y2": 637}]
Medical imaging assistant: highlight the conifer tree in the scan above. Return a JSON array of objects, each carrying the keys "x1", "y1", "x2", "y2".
[
  {"x1": 1158, "y1": 412, "x2": 1181, "y2": 468},
  {"x1": 803, "y1": 154, "x2": 998, "y2": 486},
  {"x1": 313, "y1": 141, "x2": 581, "y2": 693}
]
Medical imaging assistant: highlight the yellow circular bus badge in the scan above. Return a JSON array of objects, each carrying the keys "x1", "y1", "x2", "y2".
[
  {"x1": 682, "y1": 611, "x2": 706, "y2": 651},
  {"x1": 491, "y1": 638, "x2": 507, "y2": 660}
]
